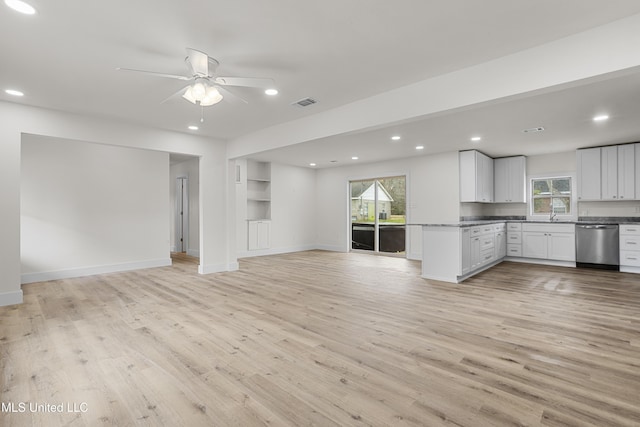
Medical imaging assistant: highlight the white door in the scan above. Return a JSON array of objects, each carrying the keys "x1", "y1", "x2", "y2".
[{"x1": 176, "y1": 177, "x2": 188, "y2": 253}]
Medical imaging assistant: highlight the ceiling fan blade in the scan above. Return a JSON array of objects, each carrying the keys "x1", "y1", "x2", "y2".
[
  {"x1": 160, "y1": 84, "x2": 191, "y2": 104},
  {"x1": 216, "y1": 86, "x2": 248, "y2": 104},
  {"x1": 117, "y1": 67, "x2": 192, "y2": 81},
  {"x1": 185, "y1": 48, "x2": 209, "y2": 77},
  {"x1": 214, "y1": 76, "x2": 275, "y2": 88}
]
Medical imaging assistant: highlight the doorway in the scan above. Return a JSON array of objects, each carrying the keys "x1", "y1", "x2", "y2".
[
  {"x1": 350, "y1": 176, "x2": 406, "y2": 255},
  {"x1": 175, "y1": 177, "x2": 188, "y2": 253}
]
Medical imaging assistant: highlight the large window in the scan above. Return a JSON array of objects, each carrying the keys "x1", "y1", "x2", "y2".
[{"x1": 531, "y1": 177, "x2": 572, "y2": 215}]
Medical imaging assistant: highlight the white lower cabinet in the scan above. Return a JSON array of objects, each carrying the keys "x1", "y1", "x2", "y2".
[
  {"x1": 248, "y1": 220, "x2": 271, "y2": 250},
  {"x1": 506, "y1": 222, "x2": 522, "y2": 257},
  {"x1": 494, "y1": 224, "x2": 507, "y2": 259},
  {"x1": 422, "y1": 222, "x2": 573, "y2": 284},
  {"x1": 522, "y1": 223, "x2": 575, "y2": 262},
  {"x1": 620, "y1": 224, "x2": 640, "y2": 272},
  {"x1": 460, "y1": 223, "x2": 504, "y2": 279}
]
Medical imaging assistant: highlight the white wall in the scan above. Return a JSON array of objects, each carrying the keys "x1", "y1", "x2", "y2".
[
  {"x1": 170, "y1": 158, "x2": 200, "y2": 256},
  {"x1": 236, "y1": 161, "x2": 317, "y2": 257},
  {"x1": 21, "y1": 136, "x2": 170, "y2": 283},
  {"x1": 476, "y1": 150, "x2": 640, "y2": 218},
  {"x1": 315, "y1": 151, "x2": 460, "y2": 260},
  {"x1": 0, "y1": 100, "x2": 231, "y2": 307}
]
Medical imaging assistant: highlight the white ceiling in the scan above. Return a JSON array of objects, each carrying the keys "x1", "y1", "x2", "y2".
[{"x1": 2, "y1": 0, "x2": 640, "y2": 166}]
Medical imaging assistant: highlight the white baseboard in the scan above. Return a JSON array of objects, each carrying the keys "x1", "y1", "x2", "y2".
[
  {"x1": 620, "y1": 265, "x2": 640, "y2": 274},
  {"x1": 0, "y1": 290, "x2": 23, "y2": 307},
  {"x1": 314, "y1": 244, "x2": 346, "y2": 253},
  {"x1": 21, "y1": 258, "x2": 172, "y2": 284},
  {"x1": 186, "y1": 249, "x2": 200, "y2": 258},
  {"x1": 505, "y1": 257, "x2": 576, "y2": 268},
  {"x1": 198, "y1": 263, "x2": 230, "y2": 274},
  {"x1": 237, "y1": 244, "x2": 319, "y2": 259}
]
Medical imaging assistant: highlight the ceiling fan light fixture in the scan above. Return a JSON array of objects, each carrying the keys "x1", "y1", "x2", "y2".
[
  {"x1": 191, "y1": 82, "x2": 207, "y2": 101},
  {"x1": 4, "y1": 0, "x2": 36, "y2": 15},
  {"x1": 200, "y1": 86, "x2": 223, "y2": 106},
  {"x1": 182, "y1": 86, "x2": 197, "y2": 104}
]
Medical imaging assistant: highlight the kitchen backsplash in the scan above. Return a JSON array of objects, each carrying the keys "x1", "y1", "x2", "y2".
[{"x1": 578, "y1": 200, "x2": 640, "y2": 217}]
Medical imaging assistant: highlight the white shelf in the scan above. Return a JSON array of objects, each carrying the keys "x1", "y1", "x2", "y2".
[{"x1": 246, "y1": 160, "x2": 271, "y2": 220}]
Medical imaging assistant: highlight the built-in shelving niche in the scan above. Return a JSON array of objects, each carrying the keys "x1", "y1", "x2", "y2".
[{"x1": 246, "y1": 160, "x2": 271, "y2": 220}]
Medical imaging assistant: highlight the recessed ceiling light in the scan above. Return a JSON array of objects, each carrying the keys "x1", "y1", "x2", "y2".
[
  {"x1": 593, "y1": 114, "x2": 609, "y2": 122},
  {"x1": 351, "y1": 156, "x2": 359, "y2": 160},
  {"x1": 391, "y1": 135, "x2": 401, "y2": 141},
  {"x1": 5, "y1": 89, "x2": 24, "y2": 96},
  {"x1": 471, "y1": 136, "x2": 482, "y2": 142},
  {"x1": 187, "y1": 125, "x2": 199, "y2": 131},
  {"x1": 4, "y1": 0, "x2": 36, "y2": 14},
  {"x1": 309, "y1": 163, "x2": 316, "y2": 167},
  {"x1": 265, "y1": 88, "x2": 278, "y2": 96},
  {"x1": 416, "y1": 145, "x2": 424, "y2": 150}
]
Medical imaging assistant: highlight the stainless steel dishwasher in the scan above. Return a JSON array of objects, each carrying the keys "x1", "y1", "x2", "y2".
[{"x1": 575, "y1": 224, "x2": 619, "y2": 270}]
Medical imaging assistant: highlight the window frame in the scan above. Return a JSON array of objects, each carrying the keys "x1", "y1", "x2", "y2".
[{"x1": 527, "y1": 173, "x2": 577, "y2": 221}]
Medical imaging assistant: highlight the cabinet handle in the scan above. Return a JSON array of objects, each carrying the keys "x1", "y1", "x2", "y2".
[
  {"x1": 628, "y1": 241, "x2": 637, "y2": 245},
  {"x1": 621, "y1": 196, "x2": 624, "y2": 199},
  {"x1": 613, "y1": 196, "x2": 617, "y2": 199},
  {"x1": 628, "y1": 257, "x2": 638, "y2": 260}
]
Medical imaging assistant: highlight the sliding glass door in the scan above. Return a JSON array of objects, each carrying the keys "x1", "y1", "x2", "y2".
[{"x1": 350, "y1": 176, "x2": 406, "y2": 255}]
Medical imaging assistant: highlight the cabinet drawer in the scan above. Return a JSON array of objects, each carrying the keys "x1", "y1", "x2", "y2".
[
  {"x1": 493, "y1": 223, "x2": 506, "y2": 232},
  {"x1": 480, "y1": 248, "x2": 494, "y2": 264},
  {"x1": 480, "y1": 236, "x2": 495, "y2": 251},
  {"x1": 620, "y1": 224, "x2": 640, "y2": 235},
  {"x1": 507, "y1": 244, "x2": 522, "y2": 257},
  {"x1": 480, "y1": 225, "x2": 494, "y2": 235},
  {"x1": 507, "y1": 222, "x2": 522, "y2": 231},
  {"x1": 620, "y1": 236, "x2": 640, "y2": 250},
  {"x1": 507, "y1": 232, "x2": 522, "y2": 244},
  {"x1": 621, "y1": 251, "x2": 640, "y2": 267},
  {"x1": 470, "y1": 227, "x2": 482, "y2": 237}
]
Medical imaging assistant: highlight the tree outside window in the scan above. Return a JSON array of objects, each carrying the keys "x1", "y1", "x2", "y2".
[{"x1": 532, "y1": 177, "x2": 571, "y2": 215}]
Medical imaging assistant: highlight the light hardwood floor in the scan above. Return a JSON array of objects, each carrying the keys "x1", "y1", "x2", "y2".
[{"x1": 1, "y1": 251, "x2": 639, "y2": 426}]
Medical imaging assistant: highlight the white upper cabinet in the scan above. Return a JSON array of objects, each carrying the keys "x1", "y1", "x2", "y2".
[
  {"x1": 494, "y1": 156, "x2": 526, "y2": 203},
  {"x1": 577, "y1": 147, "x2": 601, "y2": 201},
  {"x1": 601, "y1": 146, "x2": 618, "y2": 200},
  {"x1": 617, "y1": 144, "x2": 635, "y2": 200},
  {"x1": 601, "y1": 145, "x2": 634, "y2": 200},
  {"x1": 460, "y1": 150, "x2": 494, "y2": 203},
  {"x1": 636, "y1": 143, "x2": 640, "y2": 200},
  {"x1": 578, "y1": 144, "x2": 635, "y2": 201}
]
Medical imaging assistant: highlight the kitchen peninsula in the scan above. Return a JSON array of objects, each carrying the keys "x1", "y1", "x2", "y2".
[{"x1": 421, "y1": 220, "x2": 577, "y2": 283}]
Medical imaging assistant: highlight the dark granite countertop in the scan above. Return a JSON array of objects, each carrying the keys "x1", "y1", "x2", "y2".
[{"x1": 415, "y1": 216, "x2": 640, "y2": 227}]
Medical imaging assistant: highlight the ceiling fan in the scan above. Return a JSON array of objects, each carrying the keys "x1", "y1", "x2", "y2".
[{"x1": 118, "y1": 48, "x2": 277, "y2": 107}]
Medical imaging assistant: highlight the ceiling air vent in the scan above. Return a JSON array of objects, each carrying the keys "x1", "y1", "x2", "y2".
[
  {"x1": 292, "y1": 97, "x2": 317, "y2": 107},
  {"x1": 523, "y1": 126, "x2": 545, "y2": 133}
]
